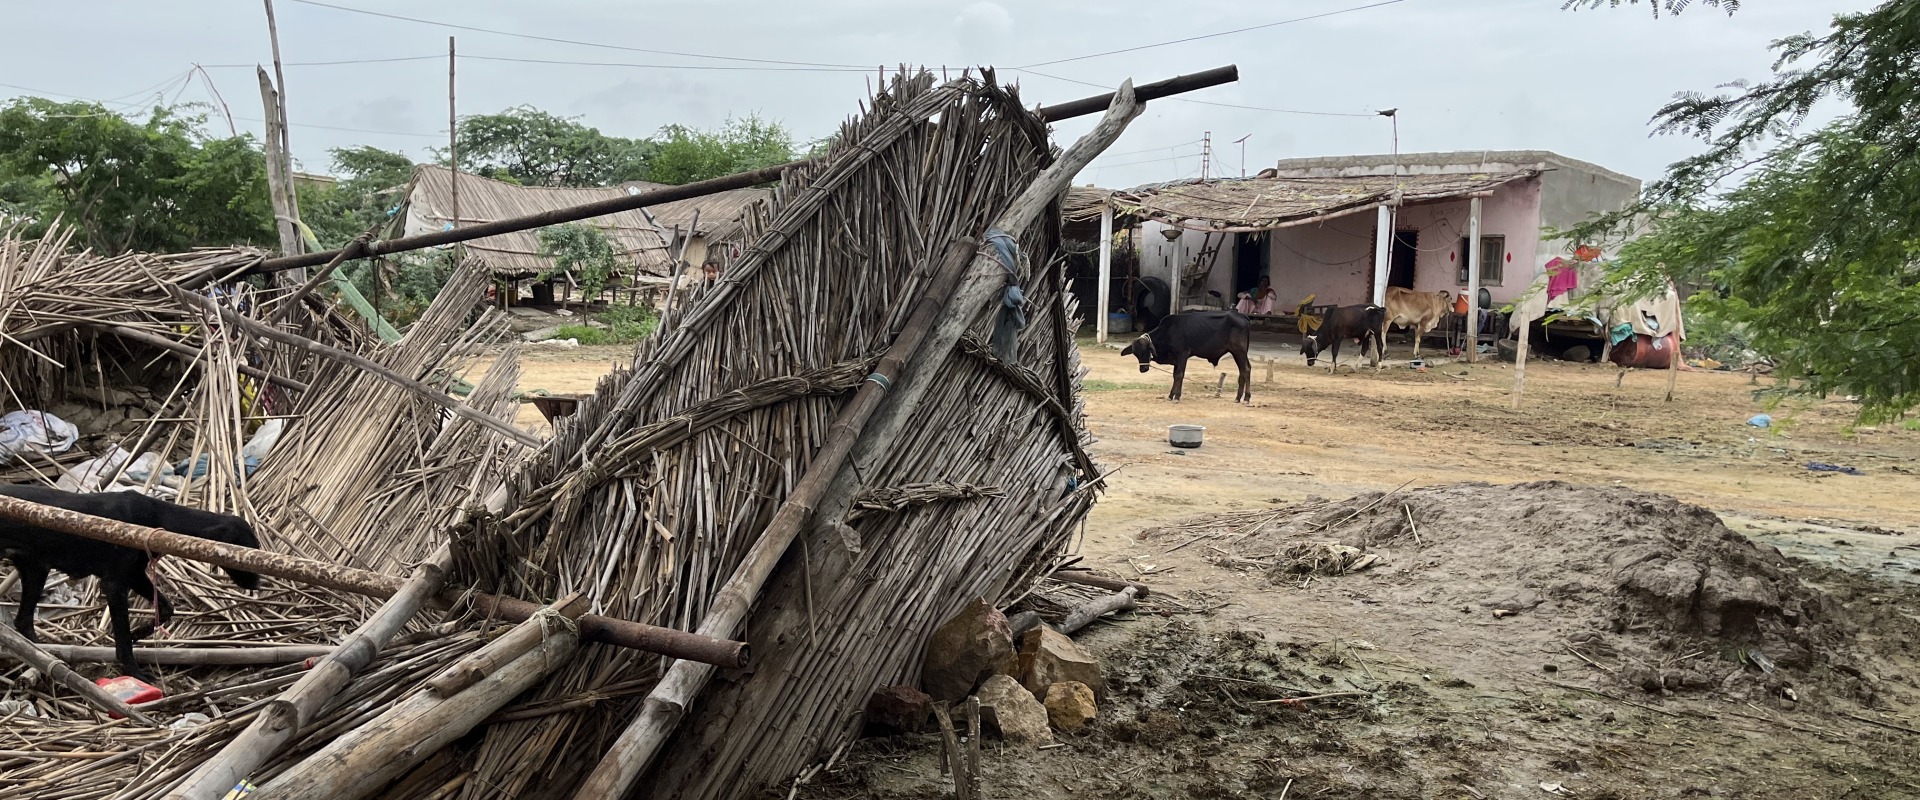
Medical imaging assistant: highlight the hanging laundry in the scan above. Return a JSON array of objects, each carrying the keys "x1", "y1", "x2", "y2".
[{"x1": 1545, "y1": 257, "x2": 1580, "y2": 302}]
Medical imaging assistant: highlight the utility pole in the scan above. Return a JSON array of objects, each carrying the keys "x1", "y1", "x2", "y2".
[
  {"x1": 449, "y1": 36, "x2": 459, "y2": 230},
  {"x1": 1200, "y1": 130, "x2": 1211, "y2": 180},
  {"x1": 1233, "y1": 134, "x2": 1250, "y2": 177}
]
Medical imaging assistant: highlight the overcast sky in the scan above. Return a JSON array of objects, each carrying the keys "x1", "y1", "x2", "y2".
[{"x1": 1, "y1": 1, "x2": 1876, "y2": 189}]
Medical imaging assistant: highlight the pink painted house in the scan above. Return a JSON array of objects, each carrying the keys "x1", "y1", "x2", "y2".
[{"x1": 1069, "y1": 150, "x2": 1640, "y2": 343}]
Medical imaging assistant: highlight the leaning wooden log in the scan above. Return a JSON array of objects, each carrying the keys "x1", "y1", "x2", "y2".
[
  {"x1": 243, "y1": 66, "x2": 1239, "y2": 277},
  {"x1": 163, "y1": 283, "x2": 544, "y2": 448},
  {"x1": 0, "y1": 621, "x2": 156, "y2": 725},
  {"x1": 35, "y1": 643, "x2": 334, "y2": 666},
  {"x1": 570, "y1": 77, "x2": 1146, "y2": 800},
  {"x1": 251, "y1": 595, "x2": 587, "y2": 800},
  {"x1": 0, "y1": 494, "x2": 747, "y2": 667},
  {"x1": 164, "y1": 543, "x2": 456, "y2": 800},
  {"x1": 1055, "y1": 587, "x2": 1139, "y2": 636},
  {"x1": 427, "y1": 592, "x2": 588, "y2": 696},
  {"x1": 1048, "y1": 570, "x2": 1151, "y2": 599}
]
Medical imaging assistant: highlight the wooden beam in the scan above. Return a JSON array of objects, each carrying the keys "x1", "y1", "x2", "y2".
[
  {"x1": 0, "y1": 623, "x2": 156, "y2": 725},
  {"x1": 0, "y1": 494, "x2": 748, "y2": 668},
  {"x1": 241, "y1": 66, "x2": 1239, "y2": 277},
  {"x1": 1465, "y1": 196, "x2": 1484, "y2": 364}
]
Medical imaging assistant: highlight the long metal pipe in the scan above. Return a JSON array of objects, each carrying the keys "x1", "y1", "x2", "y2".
[{"x1": 241, "y1": 65, "x2": 1239, "y2": 276}]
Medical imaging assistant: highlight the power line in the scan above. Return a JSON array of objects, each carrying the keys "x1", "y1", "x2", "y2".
[
  {"x1": 285, "y1": 0, "x2": 869, "y2": 69},
  {"x1": 200, "y1": 55, "x2": 444, "y2": 68},
  {"x1": 458, "y1": 54, "x2": 869, "y2": 73},
  {"x1": 1017, "y1": 0, "x2": 1415, "y2": 69}
]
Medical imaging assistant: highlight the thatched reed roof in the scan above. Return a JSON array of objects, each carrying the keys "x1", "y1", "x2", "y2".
[
  {"x1": 620, "y1": 180, "x2": 770, "y2": 244},
  {"x1": 397, "y1": 164, "x2": 675, "y2": 278},
  {"x1": 1064, "y1": 168, "x2": 1540, "y2": 231}
]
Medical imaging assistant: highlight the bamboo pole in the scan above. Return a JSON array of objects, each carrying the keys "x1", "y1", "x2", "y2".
[
  {"x1": 164, "y1": 544, "x2": 456, "y2": 800},
  {"x1": 254, "y1": 65, "x2": 302, "y2": 286},
  {"x1": 251, "y1": 596, "x2": 587, "y2": 800},
  {"x1": 569, "y1": 78, "x2": 1145, "y2": 800},
  {"x1": 448, "y1": 36, "x2": 459, "y2": 234},
  {"x1": 242, "y1": 66, "x2": 1238, "y2": 276},
  {"x1": 427, "y1": 592, "x2": 587, "y2": 696},
  {"x1": 165, "y1": 283, "x2": 543, "y2": 448},
  {"x1": 0, "y1": 623, "x2": 156, "y2": 725},
  {"x1": 0, "y1": 494, "x2": 747, "y2": 666},
  {"x1": 34, "y1": 644, "x2": 333, "y2": 666},
  {"x1": 92, "y1": 324, "x2": 311, "y2": 393}
]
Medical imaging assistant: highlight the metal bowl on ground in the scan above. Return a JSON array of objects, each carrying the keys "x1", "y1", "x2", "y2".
[{"x1": 1168, "y1": 424, "x2": 1205, "y2": 448}]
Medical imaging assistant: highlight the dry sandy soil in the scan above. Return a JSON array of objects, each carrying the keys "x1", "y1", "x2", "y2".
[{"x1": 493, "y1": 333, "x2": 1920, "y2": 799}]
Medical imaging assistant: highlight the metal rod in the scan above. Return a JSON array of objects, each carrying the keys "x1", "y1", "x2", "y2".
[{"x1": 243, "y1": 65, "x2": 1240, "y2": 276}]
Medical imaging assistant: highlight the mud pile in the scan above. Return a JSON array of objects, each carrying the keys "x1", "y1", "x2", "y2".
[{"x1": 1218, "y1": 481, "x2": 1907, "y2": 705}]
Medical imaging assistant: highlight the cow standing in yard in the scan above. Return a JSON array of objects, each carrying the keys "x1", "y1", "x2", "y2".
[
  {"x1": 1383, "y1": 287, "x2": 1451, "y2": 359},
  {"x1": 1121, "y1": 310, "x2": 1253, "y2": 403},
  {"x1": 1301, "y1": 304, "x2": 1386, "y2": 372}
]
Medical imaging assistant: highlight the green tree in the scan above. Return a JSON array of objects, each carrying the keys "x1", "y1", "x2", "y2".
[
  {"x1": 303, "y1": 145, "x2": 415, "y2": 249},
  {"x1": 1562, "y1": 0, "x2": 1920, "y2": 420},
  {"x1": 645, "y1": 115, "x2": 797, "y2": 185},
  {"x1": 440, "y1": 106, "x2": 652, "y2": 187},
  {"x1": 537, "y1": 222, "x2": 621, "y2": 298},
  {"x1": 0, "y1": 97, "x2": 273, "y2": 253}
]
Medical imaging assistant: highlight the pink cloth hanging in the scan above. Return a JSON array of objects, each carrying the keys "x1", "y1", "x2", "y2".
[{"x1": 1545, "y1": 257, "x2": 1579, "y2": 301}]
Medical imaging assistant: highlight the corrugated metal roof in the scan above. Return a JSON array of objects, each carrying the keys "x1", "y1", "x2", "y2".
[
  {"x1": 1063, "y1": 169, "x2": 1540, "y2": 231},
  {"x1": 620, "y1": 180, "x2": 769, "y2": 244},
  {"x1": 397, "y1": 165, "x2": 674, "y2": 277}
]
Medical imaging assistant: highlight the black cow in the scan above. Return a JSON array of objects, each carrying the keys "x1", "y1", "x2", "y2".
[
  {"x1": 1301, "y1": 304, "x2": 1386, "y2": 373},
  {"x1": 1134, "y1": 275, "x2": 1172, "y2": 333},
  {"x1": 1121, "y1": 311, "x2": 1252, "y2": 403}
]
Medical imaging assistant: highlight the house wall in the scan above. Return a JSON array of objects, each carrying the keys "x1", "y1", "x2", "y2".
[
  {"x1": 1138, "y1": 221, "x2": 1237, "y2": 308},
  {"x1": 1261, "y1": 178, "x2": 1545, "y2": 307}
]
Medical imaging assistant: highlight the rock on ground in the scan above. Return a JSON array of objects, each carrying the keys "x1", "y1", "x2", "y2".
[
  {"x1": 1019, "y1": 627, "x2": 1104, "y2": 700},
  {"x1": 976, "y1": 674, "x2": 1054, "y2": 745},
  {"x1": 922, "y1": 598, "x2": 1017, "y2": 703},
  {"x1": 863, "y1": 685, "x2": 931, "y2": 736},
  {"x1": 1044, "y1": 680, "x2": 1097, "y2": 731}
]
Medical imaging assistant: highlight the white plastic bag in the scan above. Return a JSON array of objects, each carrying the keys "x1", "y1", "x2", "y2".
[{"x1": 0, "y1": 410, "x2": 79, "y2": 462}]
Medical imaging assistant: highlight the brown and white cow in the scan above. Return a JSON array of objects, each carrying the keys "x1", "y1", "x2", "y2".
[{"x1": 1382, "y1": 286, "x2": 1452, "y2": 359}]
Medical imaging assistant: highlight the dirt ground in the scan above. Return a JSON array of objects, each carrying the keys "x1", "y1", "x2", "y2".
[{"x1": 492, "y1": 332, "x2": 1920, "y2": 799}]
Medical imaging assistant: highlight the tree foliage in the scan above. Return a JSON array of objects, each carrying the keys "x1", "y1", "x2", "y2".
[
  {"x1": 1561, "y1": 0, "x2": 1737, "y2": 16},
  {"x1": 441, "y1": 106, "x2": 652, "y2": 187},
  {"x1": 536, "y1": 222, "x2": 621, "y2": 298},
  {"x1": 302, "y1": 145, "x2": 415, "y2": 249},
  {"x1": 1564, "y1": 0, "x2": 1920, "y2": 420},
  {"x1": 644, "y1": 115, "x2": 797, "y2": 185},
  {"x1": 0, "y1": 97, "x2": 274, "y2": 253}
]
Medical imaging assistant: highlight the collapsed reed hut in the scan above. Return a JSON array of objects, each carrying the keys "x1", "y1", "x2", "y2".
[{"x1": 0, "y1": 64, "x2": 1229, "y2": 799}]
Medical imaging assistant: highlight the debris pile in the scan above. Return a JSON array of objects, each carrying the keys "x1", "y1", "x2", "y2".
[{"x1": 1179, "y1": 481, "x2": 1896, "y2": 705}]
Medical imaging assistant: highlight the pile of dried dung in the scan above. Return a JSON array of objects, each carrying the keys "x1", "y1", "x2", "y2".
[{"x1": 1213, "y1": 481, "x2": 1916, "y2": 706}]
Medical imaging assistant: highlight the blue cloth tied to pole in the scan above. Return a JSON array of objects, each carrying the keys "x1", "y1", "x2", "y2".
[{"x1": 983, "y1": 228, "x2": 1026, "y2": 363}]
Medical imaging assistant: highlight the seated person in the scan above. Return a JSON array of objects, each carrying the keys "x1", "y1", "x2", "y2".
[{"x1": 1235, "y1": 276, "x2": 1277, "y2": 315}]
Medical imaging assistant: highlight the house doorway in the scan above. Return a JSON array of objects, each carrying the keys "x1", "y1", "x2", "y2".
[
  {"x1": 1388, "y1": 230, "x2": 1418, "y2": 289},
  {"x1": 1233, "y1": 231, "x2": 1268, "y2": 294}
]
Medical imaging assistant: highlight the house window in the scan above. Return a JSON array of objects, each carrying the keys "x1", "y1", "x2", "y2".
[{"x1": 1456, "y1": 235, "x2": 1506, "y2": 286}]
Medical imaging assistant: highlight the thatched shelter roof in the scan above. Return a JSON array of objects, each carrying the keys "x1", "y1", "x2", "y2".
[
  {"x1": 619, "y1": 180, "x2": 770, "y2": 244},
  {"x1": 1064, "y1": 168, "x2": 1540, "y2": 231},
  {"x1": 397, "y1": 165, "x2": 674, "y2": 278}
]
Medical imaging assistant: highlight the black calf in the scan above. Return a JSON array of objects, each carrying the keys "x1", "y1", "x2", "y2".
[
  {"x1": 1121, "y1": 310, "x2": 1253, "y2": 403},
  {"x1": 1301, "y1": 304, "x2": 1386, "y2": 373}
]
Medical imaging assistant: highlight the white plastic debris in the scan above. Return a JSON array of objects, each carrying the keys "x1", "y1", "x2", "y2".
[{"x1": 0, "y1": 410, "x2": 79, "y2": 462}]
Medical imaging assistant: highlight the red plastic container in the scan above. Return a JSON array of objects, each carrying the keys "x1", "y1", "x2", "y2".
[{"x1": 94, "y1": 676, "x2": 163, "y2": 718}]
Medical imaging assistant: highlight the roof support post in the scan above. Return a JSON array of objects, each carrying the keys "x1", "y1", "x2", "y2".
[
  {"x1": 1097, "y1": 205, "x2": 1113, "y2": 343},
  {"x1": 1465, "y1": 196, "x2": 1484, "y2": 363},
  {"x1": 1370, "y1": 205, "x2": 1391, "y2": 306}
]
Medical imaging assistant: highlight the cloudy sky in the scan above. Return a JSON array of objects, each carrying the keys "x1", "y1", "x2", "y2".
[{"x1": 1, "y1": 1, "x2": 1875, "y2": 189}]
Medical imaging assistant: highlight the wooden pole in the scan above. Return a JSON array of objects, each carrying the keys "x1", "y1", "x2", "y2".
[
  {"x1": 165, "y1": 544, "x2": 455, "y2": 800},
  {"x1": 0, "y1": 494, "x2": 748, "y2": 667},
  {"x1": 92, "y1": 324, "x2": 311, "y2": 393},
  {"x1": 0, "y1": 623, "x2": 156, "y2": 725},
  {"x1": 165, "y1": 283, "x2": 542, "y2": 449},
  {"x1": 1465, "y1": 196, "x2": 1483, "y2": 364},
  {"x1": 569, "y1": 78, "x2": 1146, "y2": 800},
  {"x1": 243, "y1": 66, "x2": 1240, "y2": 277},
  {"x1": 1510, "y1": 312, "x2": 1532, "y2": 409},
  {"x1": 1370, "y1": 205, "x2": 1390, "y2": 306},
  {"x1": 1096, "y1": 204, "x2": 1113, "y2": 344},
  {"x1": 1665, "y1": 329, "x2": 1681, "y2": 402},
  {"x1": 263, "y1": 0, "x2": 296, "y2": 216},
  {"x1": 1049, "y1": 570, "x2": 1150, "y2": 599},
  {"x1": 448, "y1": 36, "x2": 458, "y2": 232},
  {"x1": 255, "y1": 67, "x2": 303, "y2": 282},
  {"x1": 35, "y1": 644, "x2": 333, "y2": 666},
  {"x1": 252, "y1": 596, "x2": 586, "y2": 800},
  {"x1": 1055, "y1": 586, "x2": 1138, "y2": 636}
]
